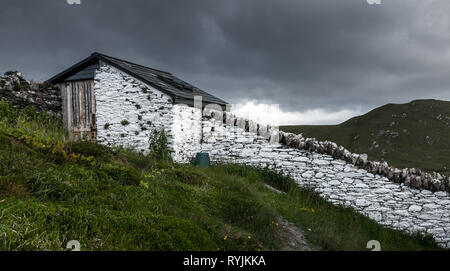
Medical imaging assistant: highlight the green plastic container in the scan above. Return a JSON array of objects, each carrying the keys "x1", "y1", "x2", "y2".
[{"x1": 194, "y1": 153, "x2": 210, "y2": 168}]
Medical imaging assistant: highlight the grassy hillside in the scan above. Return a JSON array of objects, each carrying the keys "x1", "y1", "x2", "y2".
[
  {"x1": 0, "y1": 100, "x2": 442, "y2": 251},
  {"x1": 282, "y1": 99, "x2": 450, "y2": 175}
]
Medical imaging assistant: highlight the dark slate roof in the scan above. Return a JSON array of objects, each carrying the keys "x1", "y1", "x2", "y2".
[
  {"x1": 48, "y1": 52, "x2": 227, "y2": 106},
  {"x1": 66, "y1": 63, "x2": 99, "y2": 81}
]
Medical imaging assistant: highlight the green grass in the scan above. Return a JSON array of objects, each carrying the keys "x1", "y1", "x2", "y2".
[
  {"x1": 282, "y1": 99, "x2": 450, "y2": 175},
  {"x1": 0, "y1": 100, "x2": 444, "y2": 251}
]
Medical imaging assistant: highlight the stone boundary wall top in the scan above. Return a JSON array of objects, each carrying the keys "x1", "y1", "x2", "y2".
[{"x1": 203, "y1": 110, "x2": 450, "y2": 193}]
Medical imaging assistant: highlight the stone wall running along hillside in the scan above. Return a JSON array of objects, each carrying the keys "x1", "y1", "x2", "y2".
[
  {"x1": 199, "y1": 113, "x2": 450, "y2": 248},
  {"x1": 0, "y1": 71, "x2": 62, "y2": 117}
]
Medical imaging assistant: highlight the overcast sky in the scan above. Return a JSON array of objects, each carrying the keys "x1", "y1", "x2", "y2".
[{"x1": 1, "y1": 0, "x2": 449, "y2": 125}]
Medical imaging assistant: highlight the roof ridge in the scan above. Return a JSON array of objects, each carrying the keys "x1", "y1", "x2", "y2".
[{"x1": 92, "y1": 52, "x2": 172, "y2": 75}]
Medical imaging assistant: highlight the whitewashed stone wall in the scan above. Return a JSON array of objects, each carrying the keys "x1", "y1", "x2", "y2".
[
  {"x1": 171, "y1": 104, "x2": 202, "y2": 163},
  {"x1": 201, "y1": 117, "x2": 450, "y2": 248},
  {"x1": 94, "y1": 63, "x2": 200, "y2": 161}
]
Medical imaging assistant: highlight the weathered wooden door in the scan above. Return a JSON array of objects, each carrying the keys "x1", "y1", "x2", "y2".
[{"x1": 60, "y1": 80, "x2": 97, "y2": 141}]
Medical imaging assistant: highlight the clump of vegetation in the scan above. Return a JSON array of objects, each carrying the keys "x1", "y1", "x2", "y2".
[
  {"x1": 0, "y1": 80, "x2": 5, "y2": 88},
  {"x1": 148, "y1": 129, "x2": 171, "y2": 162},
  {"x1": 13, "y1": 82, "x2": 21, "y2": 91},
  {"x1": 0, "y1": 100, "x2": 19, "y2": 123},
  {"x1": 120, "y1": 120, "x2": 130, "y2": 126},
  {"x1": 104, "y1": 123, "x2": 111, "y2": 130},
  {"x1": 135, "y1": 104, "x2": 142, "y2": 110}
]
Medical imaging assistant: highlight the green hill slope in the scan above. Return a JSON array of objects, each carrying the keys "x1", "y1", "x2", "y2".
[
  {"x1": 282, "y1": 99, "x2": 450, "y2": 175},
  {"x1": 0, "y1": 100, "x2": 442, "y2": 251}
]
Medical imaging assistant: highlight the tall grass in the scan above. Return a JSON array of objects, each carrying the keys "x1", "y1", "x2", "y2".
[
  {"x1": 0, "y1": 100, "x2": 68, "y2": 144},
  {"x1": 210, "y1": 164, "x2": 441, "y2": 251}
]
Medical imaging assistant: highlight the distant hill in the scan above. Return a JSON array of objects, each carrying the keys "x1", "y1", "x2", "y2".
[{"x1": 281, "y1": 99, "x2": 450, "y2": 175}]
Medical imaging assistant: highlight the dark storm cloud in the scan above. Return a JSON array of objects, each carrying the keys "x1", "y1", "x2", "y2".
[{"x1": 0, "y1": 0, "x2": 449, "y2": 121}]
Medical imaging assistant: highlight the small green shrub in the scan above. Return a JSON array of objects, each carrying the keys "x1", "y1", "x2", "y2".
[
  {"x1": 121, "y1": 120, "x2": 130, "y2": 126},
  {"x1": 148, "y1": 129, "x2": 171, "y2": 162},
  {"x1": 104, "y1": 123, "x2": 111, "y2": 130},
  {"x1": 0, "y1": 99, "x2": 19, "y2": 123},
  {"x1": 21, "y1": 106, "x2": 38, "y2": 120},
  {"x1": 0, "y1": 80, "x2": 5, "y2": 88}
]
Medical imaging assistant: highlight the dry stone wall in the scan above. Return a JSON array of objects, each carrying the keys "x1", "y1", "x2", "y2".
[
  {"x1": 171, "y1": 104, "x2": 202, "y2": 163},
  {"x1": 199, "y1": 114, "x2": 450, "y2": 248},
  {"x1": 0, "y1": 71, "x2": 62, "y2": 117},
  {"x1": 201, "y1": 113, "x2": 450, "y2": 193},
  {"x1": 287, "y1": 136, "x2": 450, "y2": 193}
]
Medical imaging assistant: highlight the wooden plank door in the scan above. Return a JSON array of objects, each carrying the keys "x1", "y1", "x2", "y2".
[{"x1": 63, "y1": 80, "x2": 97, "y2": 141}]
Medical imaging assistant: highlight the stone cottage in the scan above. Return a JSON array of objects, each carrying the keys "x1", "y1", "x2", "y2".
[{"x1": 48, "y1": 52, "x2": 227, "y2": 162}]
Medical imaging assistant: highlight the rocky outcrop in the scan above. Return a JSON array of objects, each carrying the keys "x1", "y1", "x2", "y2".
[{"x1": 0, "y1": 71, "x2": 62, "y2": 117}]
